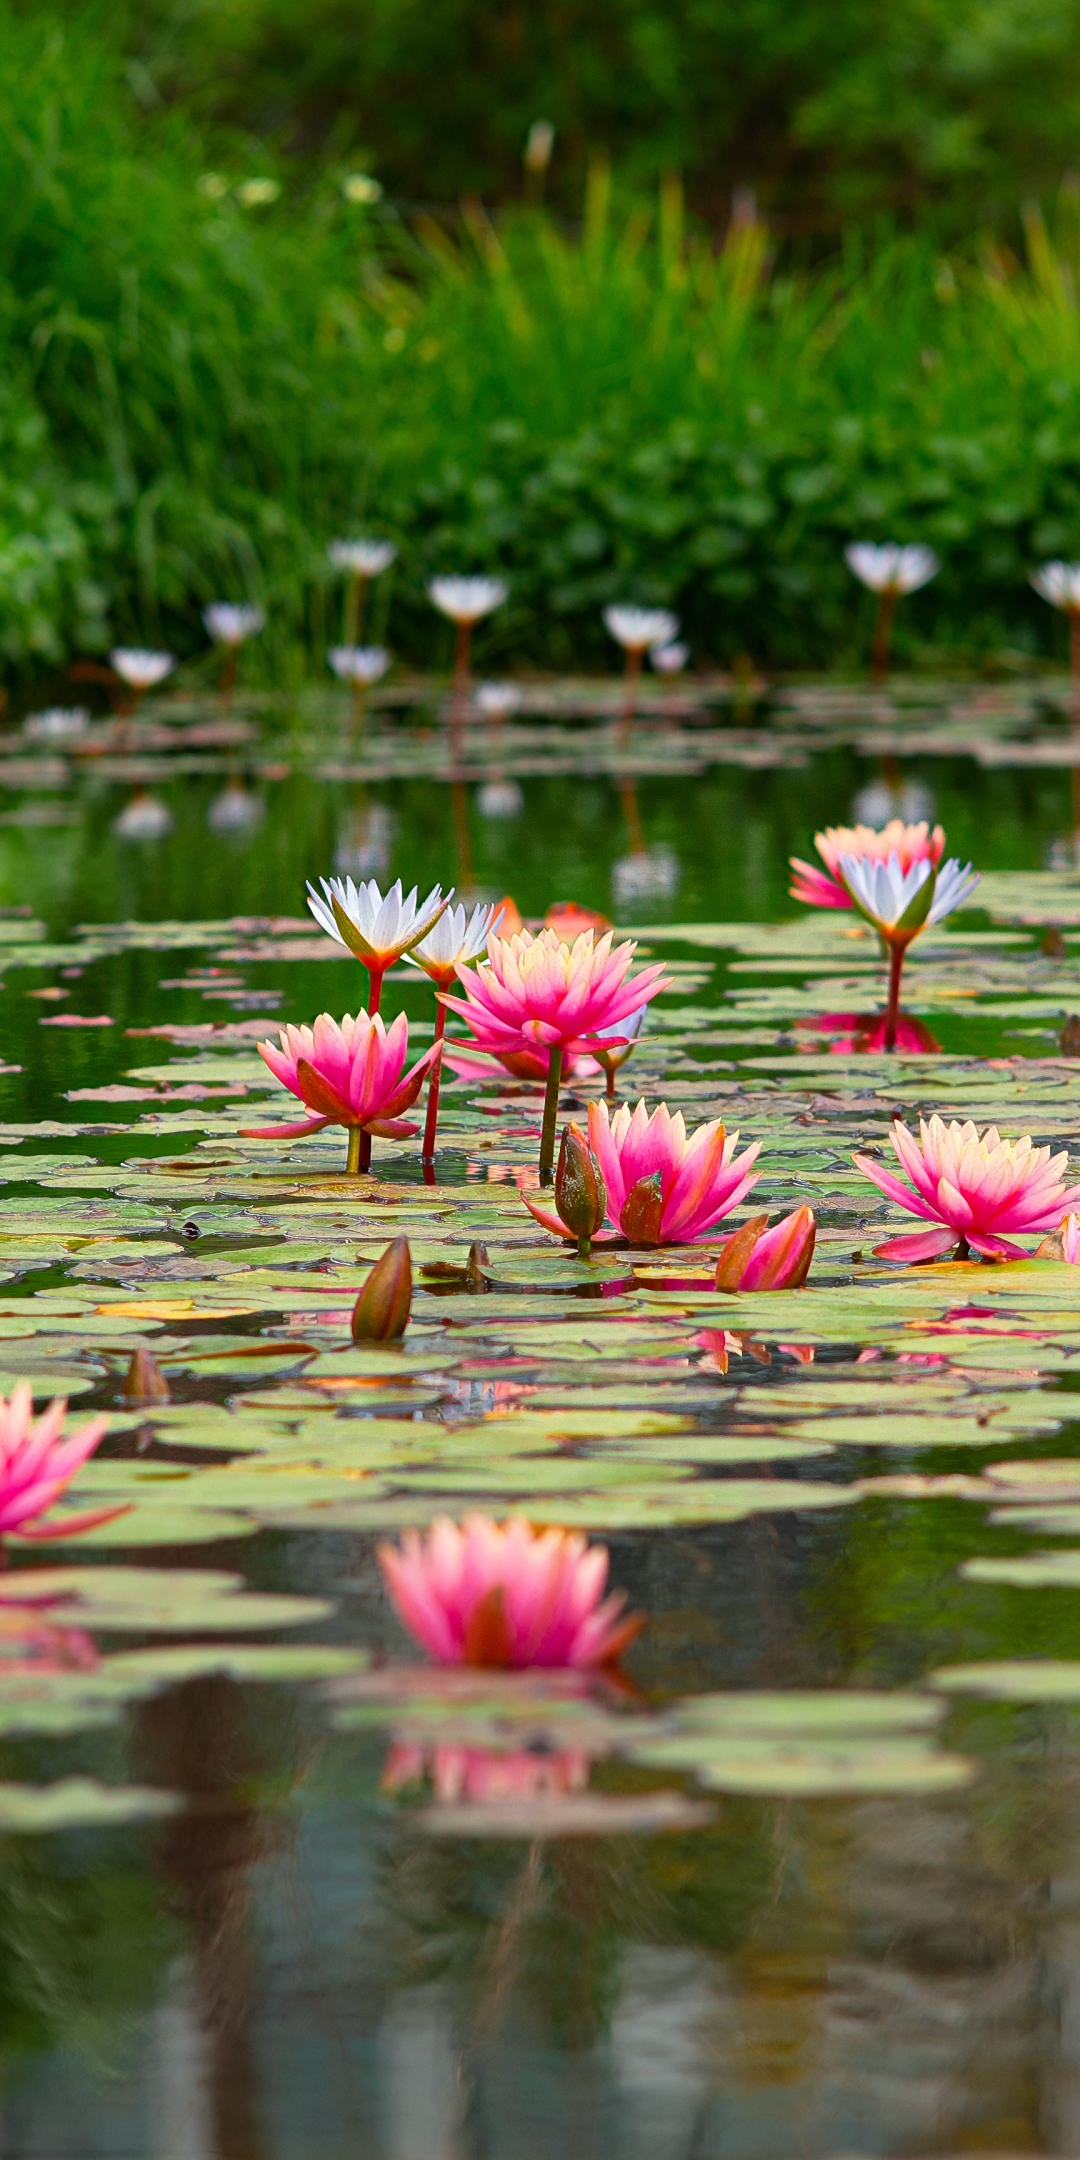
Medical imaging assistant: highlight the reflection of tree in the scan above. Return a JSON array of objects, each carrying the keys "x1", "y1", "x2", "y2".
[
  {"x1": 0, "y1": 1840, "x2": 173, "y2": 2081},
  {"x1": 137, "y1": 1676, "x2": 284, "y2": 2160}
]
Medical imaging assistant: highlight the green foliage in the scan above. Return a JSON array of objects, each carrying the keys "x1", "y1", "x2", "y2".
[{"x1": 8, "y1": 5, "x2": 1080, "y2": 672}]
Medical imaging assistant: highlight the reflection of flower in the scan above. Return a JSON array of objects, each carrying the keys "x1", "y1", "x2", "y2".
[
  {"x1": 428, "y1": 576, "x2": 507, "y2": 624},
  {"x1": 527, "y1": 1098, "x2": 760, "y2": 1246},
  {"x1": 207, "y1": 784, "x2": 263, "y2": 833},
  {"x1": 328, "y1": 539, "x2": 396, "y2": 576},
  {"x1": 714, "y1": 1206, "x2": 815, "y2": 1289},
  {"x1": 1032, "y1": 562, "x2": 1080, "y2": 610},
  {"x1": 379, "y1": 1515, "x2": 643, "y2": 1668},
  {"x1": 441, "y1": 926, "x2": 668, "y2": 1063},
  {"x1": 603, "y1": 605, "x2": 679, "y2": 652},
  {"x1": 650, "y1": 641, "x2": 689, "y2": 674},
  {"x1": 203, "y1": 604, "x2": 265, "y2": 646},
  {"x1": 845, "y1": 543, "x2": 938, "y2": 594},
  {"x1": 854, "y1": 1116, "x2": 1080, "y2": 1262},
  {"x1": 328, "y1": 646, "x2": 390, "y2": 685},
  {"x1": 383, "y1": 1741, "x2": 588, "y2": 1803},
  {"x1": 114, "y1": 791, "x2": 172, "y2": 840},
  {"x1": 0, "y1": 1383, "x2": 114, "y2": 1540},
  {"x1": 110, "y1": 649, "x2": 175, "y2": 691},
  {"x1": 248, "y1": 1009, "x2": 439, "y2": 1147},
  {"x1": 797, "y1": 1010, "x2": 941, "y2": 1054},
  {"x1": 790, "y1": 821, "x2": 945, "y2": 911}
]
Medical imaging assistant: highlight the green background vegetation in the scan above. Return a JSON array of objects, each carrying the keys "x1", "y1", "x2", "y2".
[{"x1": 6, "y1": 0, "x2": 1080, "y2": 676}]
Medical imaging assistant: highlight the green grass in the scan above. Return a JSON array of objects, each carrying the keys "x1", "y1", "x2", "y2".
[{"x1": 6, "y1": 4, "x2": 1080, "y2": 679}]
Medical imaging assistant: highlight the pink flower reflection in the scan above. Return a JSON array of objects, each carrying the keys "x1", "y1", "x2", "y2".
[
  {"x1": 382, "y1": 1742, "x2": 590, "y2": 1805},
  {"x1": 796, "y1": 1011, "x2": 941, "y2": 1054}
]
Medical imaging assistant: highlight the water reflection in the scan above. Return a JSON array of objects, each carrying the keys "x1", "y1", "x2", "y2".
[{"x1": 796, "y1": 1008, "x2": 941, "y2": 1053}]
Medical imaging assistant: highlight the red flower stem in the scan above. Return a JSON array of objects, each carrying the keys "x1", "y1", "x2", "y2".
[
  {"x1": 539, "y1": 1049, "x2": 563, "y2": 1185},
  {"x1": 357, "y1": 963, "x2": 386, "y2": 1172},
  {"x1": 422, "y1": 1002, "x2": 448, "y2": 1161},
  {"x1": 617, "y1": 647, "x2": 643, "y2": 742},
  {"x1": 871, "y1": 587, "x2": 897, "y2": 682},
  {"x1": 220, "y1": 647, "x2": 237, "y2": 709},
  {"x1": 606, "y1": 1064, "x2": 616, "y2": 1101},
  {"x1": 453, "y1": 619, "x2": 472, "y2": 695},
  {"x1": 883, "y1": 940, "x2": 905, "y2": 1051}
]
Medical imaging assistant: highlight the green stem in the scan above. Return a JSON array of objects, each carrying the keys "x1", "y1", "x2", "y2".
[
  {"x1": 578, "y1": 1231, "x2": 591, "y2": 1260},
  {"x1": 539, "y1": 1050, "x2": 563, "y2": 1185},
  {"x1": 346, "y1": 1126, "x2": 362, "y2": 1174}
]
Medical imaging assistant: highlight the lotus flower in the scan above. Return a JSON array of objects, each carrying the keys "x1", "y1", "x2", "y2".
[
  {"x1": 1035, "y1": 1211, "x2": 1080, "y2": 1262},
  {"x1": 328, "y1": 539, "x2": 396, "y2": 577},
  {"x1": 651, "y1": 640, "x2": 689, "y2": 674},
  {"x1": 245, "y1": 1009, "x2": 439, "y2": 1173},
  {"x1": 603, "y1": 605, "x2": 679, "y2": 652},
  {"x1": 203, "y1": 604, "x2": 265, "y2": 646},
  {"x1": 307, "y1": 876, "x2": 450, "y2": 1009},
  {"x1": 476, "y1": 682, "x2": 522, "y2": 720},
  {"x1": 792, "y1": 826, "x2": 978, "y2": 1049},
  {"x1": 328, "y1": 646, "x2": 390, "y2": 685},
  {"x1": 528, "y1": 1098, "x2": 760, "y2": 1245},
  {"x1": 790, "y1": 821, "x2": 945, "y2": 912},
  {"x1": 714, "y1": 1206, "x2": 816, "y2": 1289},
  {"x1": 441, "y1": 926, "x2": 670, "y2": 1179},
  {"x1": 110, "y1": 648, "x2": 175, "y2": 692},
  {"x1": 428, "y1": 576, "x2": 507, "y2": 625},
  {"x1": 378, "y1": 1514, "x2": 643, "y2": 1668},
  {"x1": 845, "y1": 543, "x2": 939, "y2": 596},
  {"x1": 853, "y1": 1116, "x2": 1080, "y2": 1261},
  {"x1": 404, "y1": 901, "x2": 503, "y2": 1158},
  {"x1": 23, "y1": 708, "x2": 89, "y2": 742},
  {"x1": 0, "y1": 1383, "x2": 116, "y2": 1540}
]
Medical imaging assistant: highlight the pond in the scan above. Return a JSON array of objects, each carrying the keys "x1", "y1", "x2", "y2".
[{"x1": 2, "y1": 679, "x2": 1080, "y2": 2158}]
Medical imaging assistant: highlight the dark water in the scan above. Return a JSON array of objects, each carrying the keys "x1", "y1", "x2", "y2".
[{"x1": 1, "y1": 740, "x2": 1079, "y2": 2158}]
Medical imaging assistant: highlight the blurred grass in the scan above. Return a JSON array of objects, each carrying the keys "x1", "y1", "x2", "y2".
[{"x1": 6, "y1": 4, "x2": 1080, "y2": 678}]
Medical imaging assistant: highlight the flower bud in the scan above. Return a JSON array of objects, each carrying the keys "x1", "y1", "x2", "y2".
[
  {"x1": 619, "y1": 1170, "x2": 665, "y2": 1246},
  {"x1": 714, "y1": 1205, "x2": 816, "y2": 1292},
  {"x1": 554, "y1": 1123, "x2": 606, "y2": 1257},
  {"x1": 122, "y1": 1348, "x2": 171, "y2": 1404},
  {"x1": 352, "y1": 1236, "x2": 412, "y2": 1340}
]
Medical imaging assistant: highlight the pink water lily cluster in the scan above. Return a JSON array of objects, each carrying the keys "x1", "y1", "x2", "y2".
[
  {"x1": 379, "y1": 1515, "x2": 643, "y2": 1669},
  {"x1": 247, "y1": 1009, "x2": 439, "y2": 1173},
  {"x1": 854, "y1": 1116, "x2": 1080, "y2": 1261},
  {"x1": 790, "y1": 820, "x2": 944, "y2": 911}
]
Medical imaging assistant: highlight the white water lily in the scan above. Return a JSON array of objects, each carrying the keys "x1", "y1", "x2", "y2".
[
  {"x1": 1031, "y1": 561, "x2": 1080, "y2": 610},
  {"x1": 110, "y1": 649, "x2": 176, "y2": 691},
  {"x1": 650, "y1": 641, "x2": 689, "y2": 674},
  {"x1": 603, "y1": 605, "x2": 679, "y2": 652},
  {"x1": 844, "y1": 543, "x2": 939, "y2": 596},
  {"x1": 328, "y1": 646, "x2": 391, "y2": 685},
  {"x1": 203, "y1": 603, "x2": 265, "y2": 646},
  {"x1": 428, "y1": 576, "x2": 507, "y2": 624},
  {"x1": 405, "y1": 900, "x2": 505, "y2": 982},
  {"x1": 838, "y1": 851, "x2": 980, "y2": 936},
  {"x1": 476, "y1": 682, "x2": 522, "y2": 719},
  {"x1": 328, "y1": 539, "x2": 396, "y2": 577},
  {"x1": 22, "y1": 708, "x2": 89, "y2": 741},
  {"x1": 307, "y1": 875, "x2": 450, "y2": 967}
]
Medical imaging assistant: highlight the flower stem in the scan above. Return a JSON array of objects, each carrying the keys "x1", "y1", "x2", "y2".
[
  {"x1": 871, "y1": 587, "x2": 898, "y2": 682},
  {"x1": 618, "y1": 647, "x2": 644, "y2": 741},
  {"x1": 219, "y1": 647, "x2": 237, "y2": 709},
  {"x1": 346, "y1": 1126, "x2": 362, "y2": 1174},
  {"x1": 578, "y1": 1231, "x2": 591, "y2": 1260},
  {"x1": 422, "y1": 1003, "x2": 447, "y2": 1161},
  {"x1": 538, "y1": 1050, "x2": 563, "y2": 1185},
  {"x1": 367, "y1": 967, "x2": 384, "y2": 1016},
  {"x1": 883, "y1": 940, "x2": 905, "y2": 1051}
]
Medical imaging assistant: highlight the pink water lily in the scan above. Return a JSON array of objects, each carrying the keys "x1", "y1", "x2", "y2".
[
  {"x1": 441, "y1": 927, "x2": 670, "y2": 1180},
  {"x1": 0, "y1": 1383, "x2": 116, "y2": 1540},
  {"x1": 1036, "y1": 1211, "x2": 1080, "y2": 1262},
  {"x1": 246, "y1": 1009, "x2": 439, "y2": 1172},
  {"x1": 790, "y1": 820, "x2": 944, "y2": 911},
  {"x1": 714, "y1": 1205, "x2": 816, "y2": 1290},
  {"x1": 854, "y1": 1115, "x2": 1080, "y2": 1261},
  {"x1": 378, "y1": 1514, "x2": 643, "y2": 1669},
  {"x1": 527, "y1": 1097, "x2": 760, "y2": 1246}
]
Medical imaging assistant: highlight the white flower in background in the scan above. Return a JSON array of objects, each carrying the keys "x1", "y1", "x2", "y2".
[
  {"x1": 197, "y1": 173, "x2": 229, "y2": 199},
  {"x1": 328, "y1": 539, "x2": 397, "y2": 577},
  {"x1": 594, "y1": 1004, "x2": 648, "y2": 1049},
  {"x1": 428, "y1": 576, "x2": 507, "y2": 624},
  {"x1": 524, "y1": 120, "x2": 555, "y2": 174},
  {"x1": 603, "y1": 605, "x2": 680, "y2": 653},
  {"x1": 235, "y1": 178, "x2": 280, "y2": 207},
  {"x1": 203, "y1": 603, "x2": 265, "y2": 647},
  {"x1": 477, "y1": 779, "x2": 524, "y2": 819},
  {"x1": 306, "y1": 875, "x2": 451, "y2": 965},
  {"x1": 405, "y1": 900, "x2": 505, "y2": 982},
  {"x1": 208, "y1": 784, "x2": 264, "y2": 833},
  {"x1": 844, "y1": 543, "x2": 939, "y2": 596},
  {"x1": 22, "y1": 708, "x2": 89, "y2": 741},
  {"x1": 1031, "y1": 562, "x2": 1080, "y2": 610},
  {"x1": 475, "y1": 682, "x2": 523, "y2": 720},
  {"x1": 342, "y1": 174, "x2": 383, "y2": 205},
  {"x1": 328, "y1": 646, "x2": 391, "y2": 685},
  {"x1": 114, "y1": 791, "x2": 172, "y2": 840},
  {"x1": 650, "y1": 641, "x2": 689, "y2": 674},
  {"x1": 110, "y1": 649, "x2": 176, "y2": 691},
  {"x1": 838, "y1": 851, "x2": 980, "y2": 937}
]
